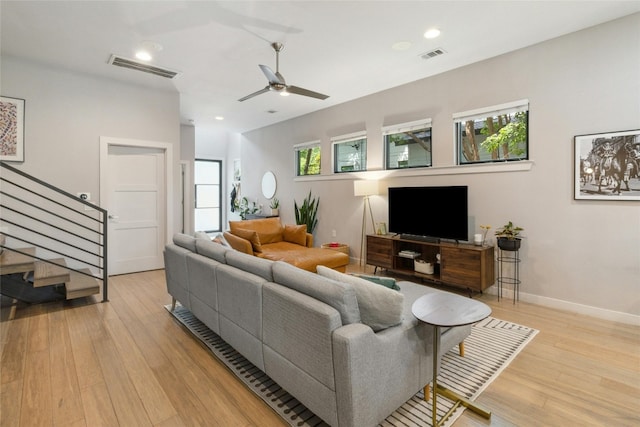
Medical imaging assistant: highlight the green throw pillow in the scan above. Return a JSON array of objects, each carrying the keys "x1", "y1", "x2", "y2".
[{"x1": 350, "y1": 274, "x2": 400, "y2": 291}]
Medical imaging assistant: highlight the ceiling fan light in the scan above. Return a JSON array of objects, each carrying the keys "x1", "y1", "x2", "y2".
[{"x1": 280, "y1": 90, "x2": 290, "y2": 97}]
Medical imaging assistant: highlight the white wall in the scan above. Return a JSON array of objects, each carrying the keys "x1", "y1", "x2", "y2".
[
  {"x1": 1, "y1": 56, "x2": 182, "y2": 236},
  {"x1": 239, "y1": 14, "x2": 640, "y2": 322}
]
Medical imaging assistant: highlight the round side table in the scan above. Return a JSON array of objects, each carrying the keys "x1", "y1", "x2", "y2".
[
  {"x1": 321, "y1": 243, "x2": 349, "y2": 256},
  {"x1": 412, "y1": 292, "x2": 492, "y2": 427}
]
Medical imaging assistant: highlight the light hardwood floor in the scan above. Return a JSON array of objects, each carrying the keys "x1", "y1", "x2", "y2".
[{"x1": 1, "y1": 267, "x2": 638, "y2": 426}]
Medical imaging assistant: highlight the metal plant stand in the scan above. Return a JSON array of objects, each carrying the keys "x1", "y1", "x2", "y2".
[{"x1": 497, "y1": 248, "x2": 521, "y2": 303}]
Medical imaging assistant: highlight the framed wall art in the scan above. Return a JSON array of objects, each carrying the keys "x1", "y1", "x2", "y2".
[
  {"x1": 0, "y1": 96, "x2": 25, "y2": 162},
  {"x1": 574, "y1": 129, "x2": 640, "y2": 201}
]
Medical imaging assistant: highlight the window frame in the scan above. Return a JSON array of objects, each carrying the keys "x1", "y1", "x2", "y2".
[
  {"x1": 194, "y1": 158, "x2": 222, "y2": 233},
  {"x1": 330, "y1": 131, "x2": 367, "y2": 174},
  {"x1": 383, "y1": 118, "x2": 433, "y2": 170},
  {"x1": 294, "y1": 140, "x2": 321, "y2": 177},
  {"x1": 453, "y1": 99, "x2": 529, "y2": 165}
]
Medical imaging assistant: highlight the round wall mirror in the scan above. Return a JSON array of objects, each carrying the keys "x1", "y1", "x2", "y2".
[{"x1": 261, "y1": 171, "x2": 277, "y2": 199}]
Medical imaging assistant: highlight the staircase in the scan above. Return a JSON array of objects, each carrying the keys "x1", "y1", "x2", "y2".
[{"x1": 0, "y1": 162, "x2": 107, "y2": 304}]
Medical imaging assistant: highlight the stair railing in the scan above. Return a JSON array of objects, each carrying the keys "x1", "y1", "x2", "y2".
[{"x1": 0, "y1": 161, "x2": 108, "y2": 302}]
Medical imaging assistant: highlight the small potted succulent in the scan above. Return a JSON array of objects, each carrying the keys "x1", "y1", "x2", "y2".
[
  {"x1": 494, "y1": 221, "x2": 524, "y2": 251},
  {"x1": 269, "y1": 197, "x2": 280, "y2": 216}
]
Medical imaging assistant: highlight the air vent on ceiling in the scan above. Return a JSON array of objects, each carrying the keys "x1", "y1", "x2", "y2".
[
  {"x1": 108, "y1": 54, "x2": 180, "y2": 79},
  {"x1": 419, "y1": 48, "x2": 446, "y2": 60}
]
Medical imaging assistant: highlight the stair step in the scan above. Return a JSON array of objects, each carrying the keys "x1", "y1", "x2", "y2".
[
  {"x1": 0, "y1": 247, "x2": 36, "y2": 275},
  {"x1": 65, "y1": 269, "x2": 100, "y2": 300},
  {"x1": 33, "y1": 259, "x2": 70, "y2": 288}
]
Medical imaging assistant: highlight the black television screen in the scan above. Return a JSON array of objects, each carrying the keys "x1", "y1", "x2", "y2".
[{"x1": 388, "y1": 186, "x2": 468, "y2": 242}]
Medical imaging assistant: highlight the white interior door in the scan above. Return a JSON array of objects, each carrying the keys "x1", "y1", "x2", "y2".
[{"x1": 105, "y1": 145, "x2": 166, "y2": 275}]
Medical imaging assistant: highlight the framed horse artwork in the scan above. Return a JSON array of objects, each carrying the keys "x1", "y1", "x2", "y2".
[{"x1": 574, "y1": 129, "x2": 640, "y2": 201}]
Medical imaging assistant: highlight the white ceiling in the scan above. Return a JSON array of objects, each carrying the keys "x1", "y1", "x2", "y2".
[{"x1": 2, "y1": 1, "x2": 639, "y2": 134}]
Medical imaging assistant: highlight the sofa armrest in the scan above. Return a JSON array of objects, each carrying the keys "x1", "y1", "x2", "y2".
[
  {"x1": 305, "y1": 233, "x2": 313, "y2": 247},
  {"x1": 223, "y1": 231, "x2": 254, "y2": 255},
  {"x1": 332, "y1": 321, "x2": 434, "y2": 427}
]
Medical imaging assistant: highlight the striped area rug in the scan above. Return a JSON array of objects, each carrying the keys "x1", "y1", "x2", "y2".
[{"x1": 167, "y1": 306, "x2": 538, "y2": 427}]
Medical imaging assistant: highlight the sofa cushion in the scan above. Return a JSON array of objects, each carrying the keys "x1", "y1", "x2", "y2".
[
  {"x1": 173, "y1": 233, "x2": 196, "y2": 252},
  {"x1": 258, "y1": 243, "x2": 349, "y2": 272},
  {"x1": 272, "y1": 261, "x2": 360, "y2": 325},
  {"x1": 317, "y1": 266, "x2": 404, "y2": 332},
  {"x1": 283, "y1": 224, "x2": 307, "y2": 246},
  {"x1": 194, "y1": 231, "x2": 211, "y2": 241},
  {"x1": 196, "y1": 238, "x2": 229, "y2": 263},
  {"x1": 225, "y1": 249, "x2": 274, "y2": 282},
  {"x1": 233, "y1": 228, "x2": 262, "y2": 253}
]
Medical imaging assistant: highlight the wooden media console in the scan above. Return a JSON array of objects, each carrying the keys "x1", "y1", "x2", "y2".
[{"x1": 366, "y1": 234, "x2": 495, "y2": 293}]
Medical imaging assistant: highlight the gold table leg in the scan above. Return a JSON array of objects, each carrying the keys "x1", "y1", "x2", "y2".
[
  {"x1": 427, "y1": 326, "x2": 491, "y2": 426},
  {"x1": 436, "y1": 384, "x2": 492, "y2": 419}
]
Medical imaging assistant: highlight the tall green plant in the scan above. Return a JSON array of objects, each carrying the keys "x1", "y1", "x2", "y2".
[{"x1": 294, "y1": 191, "x2": 319, "y2": 234}]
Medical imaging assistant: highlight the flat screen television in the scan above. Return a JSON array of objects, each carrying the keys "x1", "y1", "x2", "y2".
[{"x1": 388, "y1": 186, "x2": 468, "y2": 242}]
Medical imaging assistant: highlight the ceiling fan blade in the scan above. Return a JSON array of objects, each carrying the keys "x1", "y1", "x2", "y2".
[
  {"x1": 259, "y1": 64, "x2": 284, "y2": 85},
  {"x1": 238, "y1": 86, "x2": 270, "y2": 102},
  {"x1": 286, "y1": 85, "x2": 329, "y2": 100}
]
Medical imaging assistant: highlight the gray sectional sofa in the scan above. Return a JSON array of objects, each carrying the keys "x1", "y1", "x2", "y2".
[{"x1": 164, "y1": 233, "x2": 471, "y2": 427}]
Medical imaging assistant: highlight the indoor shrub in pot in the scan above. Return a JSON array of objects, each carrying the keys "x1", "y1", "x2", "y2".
[
  {"x1": 294, "y1": 191, "x2": 319, "y2": 234},
  {"x1": 269, "y1": 197, "x2": 280, "y2": 216},
  {"x1": 494, "y1": 221, "x2": 523, "y2": 251}
]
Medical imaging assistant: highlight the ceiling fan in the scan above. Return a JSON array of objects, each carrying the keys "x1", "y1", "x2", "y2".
[{"x1": 238, "y1": 42, "x2": 329, "y2": 102}]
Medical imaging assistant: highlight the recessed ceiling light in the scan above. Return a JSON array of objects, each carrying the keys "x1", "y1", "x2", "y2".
[
  {"x1": 392, "y1": 41, "x2": 412, "y2": 51},
  {"x1": 215, "y1": 116, "x2": 224, "y2": 121},
  {"x1": 135, "y1": 40, "x2": 163, "y2": 61},
  {"x1": 424, "y1": 28, "x2": 441, "y2": 39},
  {"x1": 135, "y1": 51, "x2": 152, "y2": 61}
]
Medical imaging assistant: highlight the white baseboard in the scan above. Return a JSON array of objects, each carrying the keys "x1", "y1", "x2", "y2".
[{"x1": 486, "y1": 286, "x2": 640, "y2": 326}]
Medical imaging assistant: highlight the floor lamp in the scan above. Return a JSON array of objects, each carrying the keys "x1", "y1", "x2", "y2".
[{"x1": 354, "y1": 180, "x2": 379, "y2": 266}]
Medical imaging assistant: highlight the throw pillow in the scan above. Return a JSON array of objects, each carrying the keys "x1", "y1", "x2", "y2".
[
  {"x1": 283, "y1": 224, "x2": 307, "y2": 246},
  {"x1": 212, "y1": 233, "x2": 229, "y2": 246},
  {"x1": 232, "y1": 228, "x2": 262, "y2": 253},
  {"x1": 316, "y1": 266, "x2": 404, "y2": 332},
  {"x1": 350, "y1": 274, "x2": 400, "y2": 290}
]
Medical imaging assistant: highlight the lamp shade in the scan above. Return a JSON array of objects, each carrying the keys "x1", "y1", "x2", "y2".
[{"x1": 354, "y1": 180, "x2": 379, "y2": 197}]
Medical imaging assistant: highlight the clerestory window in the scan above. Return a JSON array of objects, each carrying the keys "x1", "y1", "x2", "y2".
[
  {"x1": 383, "y1": 119, "x2": 432, "y2": 169},
  {"x1": 454, "y1": 99, "x2": 529, "y2": 165},
  {"x1": 294, "y1": 141, "x2": 321, "y2": 176},
  {"x1": 331, "y1": 132, "x2": 367, "y2": 173}
]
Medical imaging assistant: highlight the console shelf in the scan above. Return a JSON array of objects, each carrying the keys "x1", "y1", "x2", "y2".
[{"x1": 366, "y1": 234, "x2": 495, "y2": 293}]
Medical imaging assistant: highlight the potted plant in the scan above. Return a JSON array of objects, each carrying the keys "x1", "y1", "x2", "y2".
[
  {"x1": 294, "y1": 191, "x2": 319, "y2": 234},
  {"x1": 494, "y1": 221, "x2": 524, "y2": 251},
  {"x1": 269, "y1": 197, "x2": 280, "y2": 216},
  {"x1": 234, "y1": 197, "x2": 260, "y2": 220}
]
